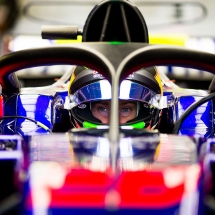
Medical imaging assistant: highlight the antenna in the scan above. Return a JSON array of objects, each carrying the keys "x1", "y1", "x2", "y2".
[{"x1": 41, "y1": 25, "x2": 82, "y2": 40}]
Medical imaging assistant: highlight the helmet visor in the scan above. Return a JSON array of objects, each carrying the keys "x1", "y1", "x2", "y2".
[{"x1": 70, "y1": 79, "x2": 162, "y2": 109}]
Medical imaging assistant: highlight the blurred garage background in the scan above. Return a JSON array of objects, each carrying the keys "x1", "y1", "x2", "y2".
[{"x1": 0, "y1": 0, "x2": 215, "y2": 89}]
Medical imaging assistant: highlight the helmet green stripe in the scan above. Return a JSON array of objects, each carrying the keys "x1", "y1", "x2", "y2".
[{"x1": 83, "y1": 121, "x2": 145, "y2": 129}]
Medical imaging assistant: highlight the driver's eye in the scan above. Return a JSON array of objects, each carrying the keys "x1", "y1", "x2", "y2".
[
  {"x1": 98, "y1": 107, "x2": 109, "y2": 112},
  {"x1": 121, "y1": 108, "x2": 131, "y2": 112},
  {"x1": 97, "y1": 106, "x2": 109, "y2": 117},
  {"x1": 120, "y1": 107, "x2": 133, "y2": 116}
]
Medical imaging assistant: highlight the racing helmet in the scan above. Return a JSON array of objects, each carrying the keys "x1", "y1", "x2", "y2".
[{"x1": 68, "y1": 66, "x2": 163, "y2": 129}]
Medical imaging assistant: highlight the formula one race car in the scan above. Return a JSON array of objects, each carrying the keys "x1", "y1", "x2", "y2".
[{"x1": 1, "y1": 1, "x2": 215, "y2": 215}]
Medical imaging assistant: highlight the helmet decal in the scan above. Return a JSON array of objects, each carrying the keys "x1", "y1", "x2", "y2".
[
  {"x1": 68, "y1": 69, "x2": 75, "y2": 95},
  {"x1": 154, "y1": 67, "x2": 163, "y2": 95}
]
